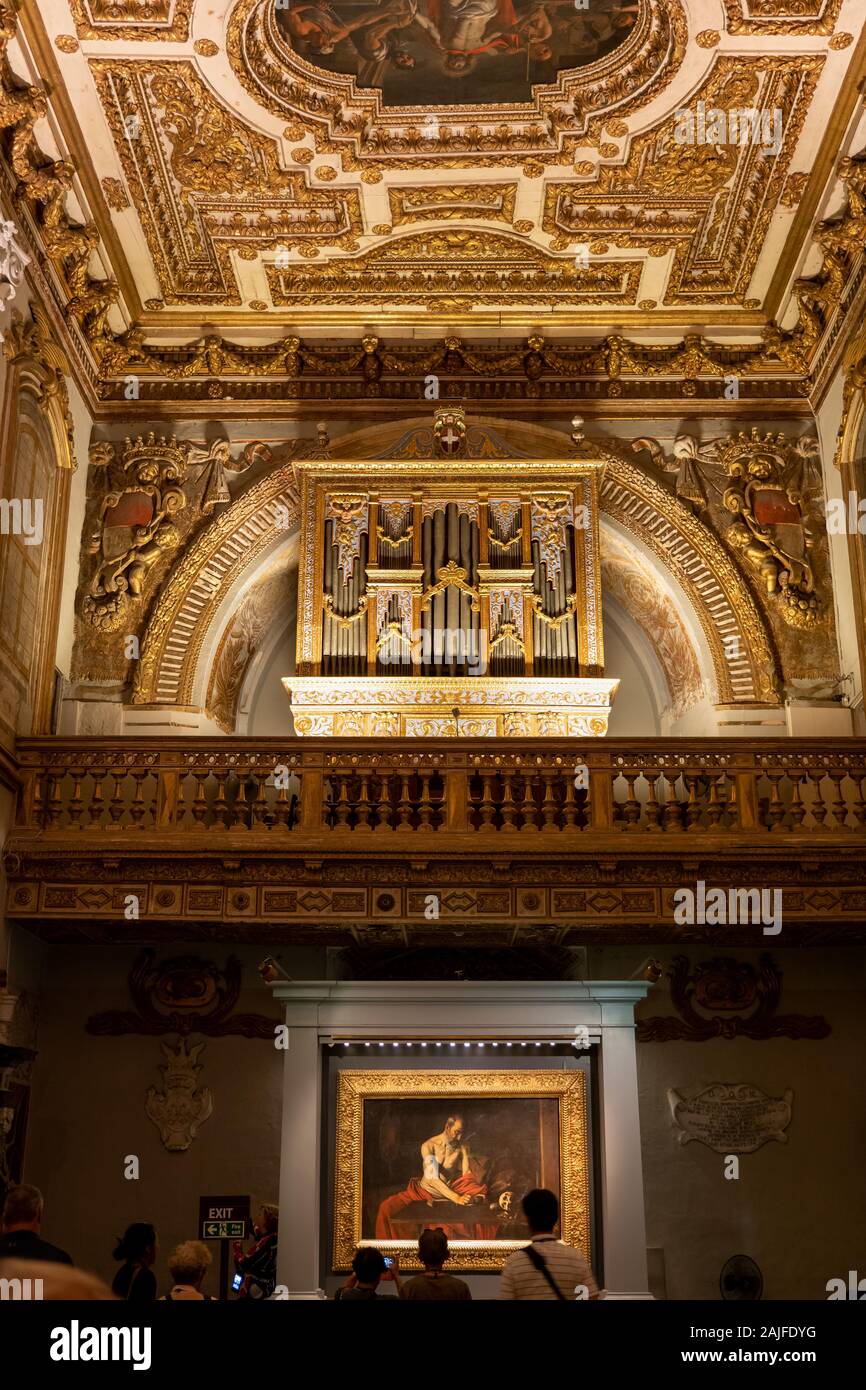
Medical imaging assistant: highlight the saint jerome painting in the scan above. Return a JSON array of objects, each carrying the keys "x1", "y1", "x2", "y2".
[
  {"x1": 334, "y1": 1071, "x2": 589, "y2": 1268},
  {"x1": 368, "y1": 1097, "x2": 560, "y2": 1239},
  {"x1": 276, "y1": 0, "x2": 639, "y2": 106}
]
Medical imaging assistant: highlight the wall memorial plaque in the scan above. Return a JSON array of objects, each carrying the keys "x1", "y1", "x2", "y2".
[{"x1": 667, "y1": 1083, "x2": 793, "y2": 1153}]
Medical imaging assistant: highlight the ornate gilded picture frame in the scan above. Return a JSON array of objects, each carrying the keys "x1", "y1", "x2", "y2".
[{"x1": 333, "y1": 1068, "x2": 590, "y2": 1271}]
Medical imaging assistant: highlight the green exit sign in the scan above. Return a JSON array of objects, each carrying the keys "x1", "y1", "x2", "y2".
[{"x1": 202, "y1": 1220, "x2": 245, "y2": 1239}]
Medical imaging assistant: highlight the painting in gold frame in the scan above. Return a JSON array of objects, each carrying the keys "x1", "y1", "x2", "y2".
[{"x1": 333, "y1": 1069, "x2": 590, "y2": 1271}]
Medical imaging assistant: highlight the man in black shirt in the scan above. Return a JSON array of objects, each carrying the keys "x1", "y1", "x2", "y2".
[{"x1": 0, "y1": 1184, "x2": 72, "y2": 1265}]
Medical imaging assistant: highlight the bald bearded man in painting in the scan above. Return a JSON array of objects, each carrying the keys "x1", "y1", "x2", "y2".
[{"x1": 375, "y1": 1114, "x2": 496, "y2": 1239}]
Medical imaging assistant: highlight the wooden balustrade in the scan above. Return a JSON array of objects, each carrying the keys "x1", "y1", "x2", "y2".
[{"x1": 10, "y1": 738, "x2": 866, "y2": 840}]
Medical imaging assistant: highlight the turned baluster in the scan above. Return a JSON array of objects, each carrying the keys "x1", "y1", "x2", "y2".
[
  {"x1": 352, "y1": 774, "x2": 371, "y2": 832},
  {"x1": 478, "y1": 772, "x2": 496, "y2": 830},
  {"x1": 643, "y1": 773, "x2": 661, "y2": 831},
  {"x1": 540, "y1": 769, "x2": 559, "y2": 831},
  {"x1": 807, "y1": 768, "x2": 829, "y2": 829},
  {"x1": 417, "y1": 772, "x2": 433, "y2": 831},
  {"x1": 87, "y1": 768, "x2": 106, "y2": 829},
  {"x1": 251, "y1": 769, "x2": 270, "y2": 827},
  {"x1": 764, "y1": 771, "x2": 786, "y2": 832},
  {"x1": 367, "y1": 772, "x2": 386, "y2": 831},
  {"x1": 234, "y1": 771, "x2": 254, "y2": 829},
  {"x1": 332, "y1": 776, "x2": 351, "y2": 829},
  {"x1": 622, "y1": 771, "x2": 641, "y2": 830},
  {"x1": 661, "y1": 772, "x2": 683, "y2": 831},
  {"x1": 705, "y1": 776, "x2": 723, "y2": 830},
  {"x1": 275, "y1": 774, "x2": 294, "y2": 829},
  {"x1": 395, "y1": 772, "x2": 414, "y2": 832},
  {"x1": 788, "y1": 773, "x2": 807, "y2": 831},
  {"x1": 828, "y1": 770, "x2": 850, "y2": 831},
  {"x1": 68, "y1": 768, "x2": 84, "y2": 827},
  {"x1": 849, "y1": 773, "x2": 866, "y2": 829},
  {"x1": 561, "y1": 775, "x2": 579, "y2": 830},
  {"x1": 190, "y1": 769, "x2": 209, "y2": 827},
  {"x1": 684, "y1": 773, "x2": 703, "y2": 831},
  {"x1": 212, "y1": 769, "x2": 229, "y2": 829},
  {"x1": 129, "y1": 769, "x2": 148, "y2": 827},
  {"x1": 500, "y1": 772, "x2": 517, "y2": 831},
  {"x1": 108, "y1": 767, "x2": 126, "y2": 826}
]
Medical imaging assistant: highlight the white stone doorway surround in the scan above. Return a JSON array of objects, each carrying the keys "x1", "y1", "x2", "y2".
[{"x1": 267, "y1": 979, "x2": 653, "y2": 1299}]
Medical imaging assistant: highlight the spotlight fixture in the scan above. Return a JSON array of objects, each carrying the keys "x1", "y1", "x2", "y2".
[{"x1": 257, "y1": 956, "x2": 293, "y2": 984}]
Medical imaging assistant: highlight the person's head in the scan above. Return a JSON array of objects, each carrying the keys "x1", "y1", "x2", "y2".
[
  {"x1": 0, "y1": 1258, "x2": 116, "y2": 1300},
  {"x1": 257, "y1": 1204, "x2": 278, "y2": 1237},
  {"x1": 351, "y1": 1246, "x2": 385, "y2": 1287},
  {"x1": 168, "y1": 1240, "x2": 211, "y2": 1290},
  {"x1": 443, "y1": 1114, "x2": 464, "y2": 1144},
  {"x1": 418, "y1": 1227, "x2": 448, "y2": 1270},
  {"x1": 113, "y1": 1223, "x2": 157, "y2": 1266},
  {"x1": 521, "y1": 1188, "x2": 559, "y2": 1235},
  {"x1": 2, "y1": 1184, "x2": 43, "y2": 1234}
]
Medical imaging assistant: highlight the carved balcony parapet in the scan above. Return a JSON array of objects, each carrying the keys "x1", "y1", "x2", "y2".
[{"x1": 8, "y1": 738, "x2": 866, "y2": 841}]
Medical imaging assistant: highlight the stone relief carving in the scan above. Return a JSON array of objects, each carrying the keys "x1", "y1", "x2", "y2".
[{"x1": 145, "y1": 1037, "x2": 213, "y2": 1152}]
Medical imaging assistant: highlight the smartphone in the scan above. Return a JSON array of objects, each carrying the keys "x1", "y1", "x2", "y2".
[
  {"x1": 383, "y1": 1256, "x2": 395, "y2": 1269},
  {"x1": 232, "y1": 1273, "x2": 243, "y2": 1291}
]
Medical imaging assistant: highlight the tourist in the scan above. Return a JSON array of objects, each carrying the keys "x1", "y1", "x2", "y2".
[
  {"x1": 0, "y1": 1257, "x2": 115, "y2": 1299},
  {"x1": 335, "y1": 1246, "x2": 402, "y2": 1299},
  {"x1": 400, "y1": 1227, "x2": 472, "y2": 1300},
  {"x1": 160, "y1": 1241, "x2": 215, "y2": 1300},
  {"x1": 500, "y1": 1188, "x2": 599, "y2": 1300},
  {"x1": 111, "y1": 1222, "x2": 158, "y2": 1302},
  {"x1": 232, "y1": 1202, "x2": 279, "y2": 1298},
  {"x1": 0, "y1": 1184, "x2": 72, "y2": 1266}
]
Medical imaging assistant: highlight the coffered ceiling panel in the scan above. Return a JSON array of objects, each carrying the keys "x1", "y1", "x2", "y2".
[{"x1": 10, "y1": 0, "x2": 866, "y2": 358}]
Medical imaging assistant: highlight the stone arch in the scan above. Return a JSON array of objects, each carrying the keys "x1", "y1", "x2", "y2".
[{"x1": 132, "y1": 414, "x2": 779, "y2": 711}]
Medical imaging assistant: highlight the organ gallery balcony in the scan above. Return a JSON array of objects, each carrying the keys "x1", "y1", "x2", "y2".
[{"x1": 4, "y1": 737, "x2": 866, "y2": 945}]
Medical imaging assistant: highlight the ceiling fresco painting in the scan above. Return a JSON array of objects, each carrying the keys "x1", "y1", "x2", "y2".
[{"x1": 275, "y1": 0, "x2": 640, "y2": 106}]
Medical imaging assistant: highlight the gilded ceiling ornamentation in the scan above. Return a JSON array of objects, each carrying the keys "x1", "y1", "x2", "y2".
[
  {"x1": 544, "y1": 58, "x2": 821, "y2": 307},
  {"x1": 228, "y1": 0, "x2": 687, "y2": 169},
  {"x1": 101, "y1": 177, "x2": 130, "y2": 211},
  {"x1": 266, "y1": 229, "x2": 642, "y2": 308},
  {"x1": 722, "y1": 0, "x2": 843, "y2": 36},
  {"x1": 68, "y1": 0, "x2": 193, "y2": 42},
  {"x1": 387, "y1": 184, "x2": 518, "y2": 226},
  {"x1": 89, "y1": 60, "x2": 364, "y2": 305}
]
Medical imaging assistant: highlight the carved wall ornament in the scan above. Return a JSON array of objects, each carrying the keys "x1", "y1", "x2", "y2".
[
  {"x1": 326, "y1": 494, "x2": 368, "y2": 583},
  {"x1": 531, "y1": 495, "x2": 574, "y2": 585},
  {"x1": 636, "y1": 955, "x2": 831, "y2": 1043},
  {"x1": 433, "y1": 407, "x2": 467, "y2": 457},
  {"x1": 81, "y1": 434, "x2": 189, "y2": 632},
  {"x1": 85, "y1": 948, "x2": 277, "y2": 1038},
  {"x1": 145, "y1": 1037, "x2": 213, "y2": 1153},
  {"x1": 668, "y1": 1083, "x2": 794, "y2": 1154},
  {"x1": 0, "y1": 219, "x2": 29, "y2": 337},
  {"x1": 421, "y1": 561, "x2": 480, "y2": 614},
  {"x1": 633, "y1": 428, "x2": 825, "y2": 630},
  {"x1": 719, "y1": 429, "x2": 820, "y2": 626}
]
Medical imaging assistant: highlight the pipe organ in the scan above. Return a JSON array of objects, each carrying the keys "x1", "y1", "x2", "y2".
[{"x1": 284, "y1": 441, "x2": 618, "y2": 737}]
